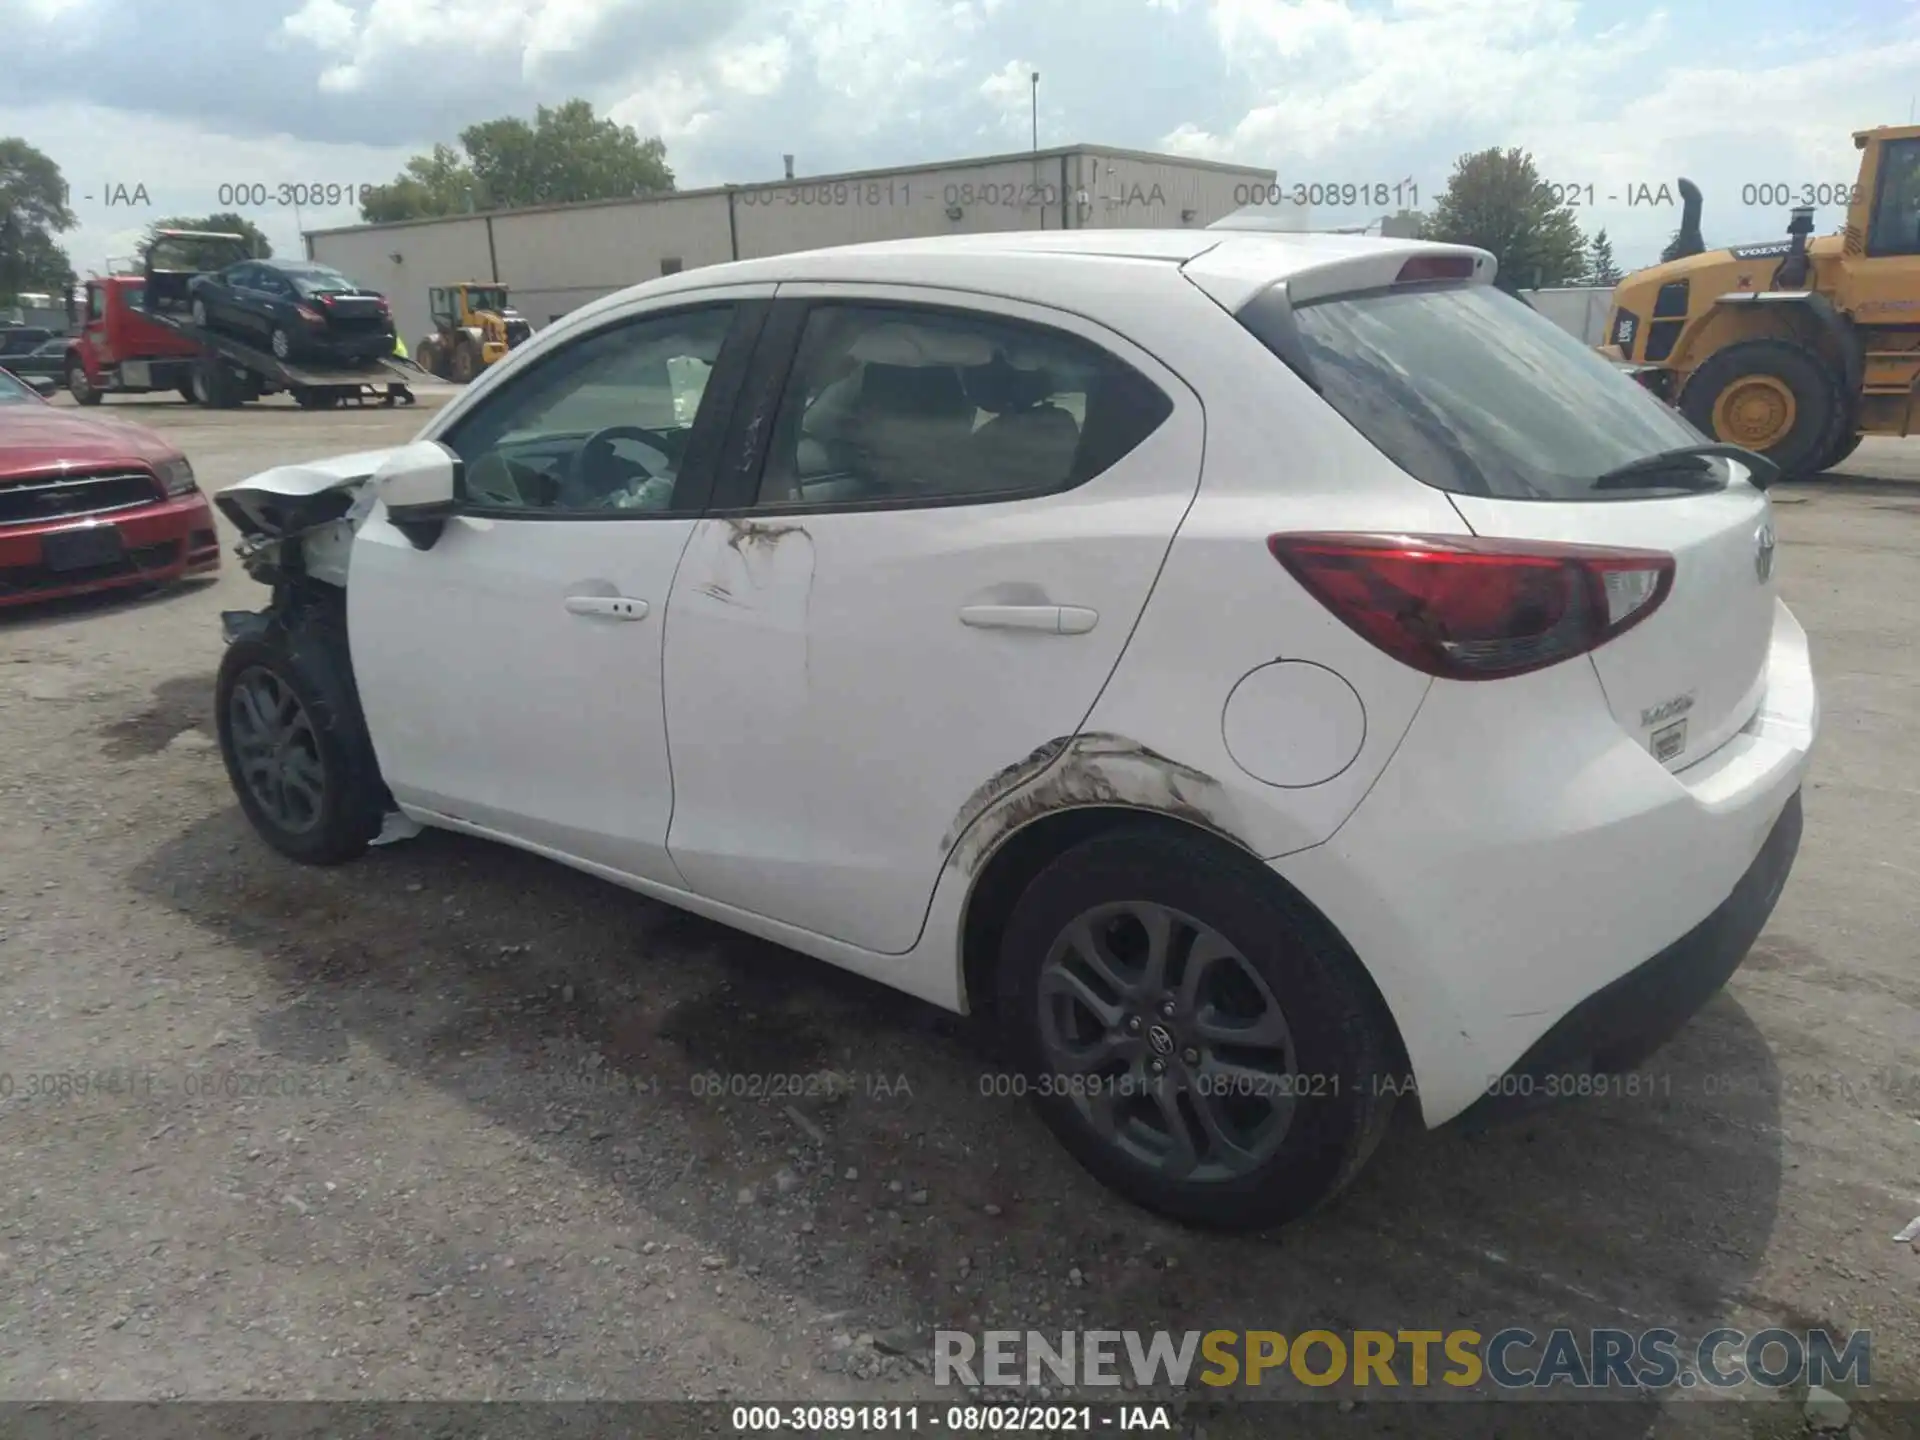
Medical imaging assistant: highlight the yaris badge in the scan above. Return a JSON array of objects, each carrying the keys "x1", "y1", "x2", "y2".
[{"x1": 1755, "y1": 522, "x2": 1776, "y2": 582}]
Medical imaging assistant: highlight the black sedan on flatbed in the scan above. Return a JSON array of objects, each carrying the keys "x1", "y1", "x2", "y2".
[{"x1": 188, "y1": 260, "x2": 395, "y2": 364}]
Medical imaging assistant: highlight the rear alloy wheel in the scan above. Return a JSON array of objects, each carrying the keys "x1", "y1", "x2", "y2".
[
  {"x1": 1681, "y1": 338, "x2": 1848, "y2": 481},
  {"x1": 997, "y1": 828, "x2": 1397, "y2": 1230},
  {"x1": 270, "y1": 327, "x2": 293, "y2": 361},
  {"x1": 190, "y1": 296, "x2": 209, "y2": 328}
]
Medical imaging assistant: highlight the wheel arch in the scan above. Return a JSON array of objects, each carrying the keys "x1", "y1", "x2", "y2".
[
  {"x1": 955, "y1": 803, "x2": 1417, "y2": 1118},
  {"x1": 1678, "y1": 295, "x2": 1860, "y2": 401}
]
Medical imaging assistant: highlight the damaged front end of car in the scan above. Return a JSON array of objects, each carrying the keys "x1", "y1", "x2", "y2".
[{"x1": 212, "y1": 448, "x2": 397, "y2": 640}]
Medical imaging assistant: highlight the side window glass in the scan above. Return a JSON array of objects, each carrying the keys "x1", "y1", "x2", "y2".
[
  {"x1": 1869, "y1": 139, "x2": 1920, "y2": 256},
  {"x1": 751, "y1": 303, "x2": 1172, "y2": 510},
  {"x1": 89, "y1": 288, "x2": 106, "y2": 321},
  {"x1": 441, "y1": 305, "x2": 735, "y2": 515}
]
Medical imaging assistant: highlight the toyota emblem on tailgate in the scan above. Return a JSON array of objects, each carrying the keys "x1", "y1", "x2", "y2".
[{"x1": 1755, "y1": 522, "x2": 1776, "y2": 581}]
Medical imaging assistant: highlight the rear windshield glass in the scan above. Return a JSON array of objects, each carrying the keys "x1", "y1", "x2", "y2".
[
  {"x1": 1290, "y1": 284, "x2": 1708, "y2": 499},
  {"x1": 288, "y1": 267, "x2": 358, "y2": 296}
]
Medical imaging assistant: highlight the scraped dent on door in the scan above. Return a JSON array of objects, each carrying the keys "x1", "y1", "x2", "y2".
[
  {"x1": 724, "y1": 518, "x2": 810, "y2": 556},
  {"x1": 943, "y1": 732, "x2": 1247, "y2": 873}
]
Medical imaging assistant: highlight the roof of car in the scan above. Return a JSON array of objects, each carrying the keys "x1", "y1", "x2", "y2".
[{"x1": 554, "y1": 229, "x2": 1466, "y2": 329}]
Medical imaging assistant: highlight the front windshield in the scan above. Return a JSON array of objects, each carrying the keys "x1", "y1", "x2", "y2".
[{"x1": 1291, "y1": 283, "x2": 1710, "y2": 500}]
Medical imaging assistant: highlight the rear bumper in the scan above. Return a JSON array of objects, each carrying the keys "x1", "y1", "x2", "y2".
[
  {"x1": 0, "y1": 492, "x2": 220, "y2": 608},
  {"x1": 1275, "y1": 597, "x2": 1818, "y2": 1125},
  {"x1": 1452, "y1": 786, "x2": 1801, "y2": 1126}
]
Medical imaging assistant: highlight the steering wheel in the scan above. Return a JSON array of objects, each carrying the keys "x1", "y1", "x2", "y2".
[{"x1": 563, "y1": 425, "x2": 677, "y2": 508}]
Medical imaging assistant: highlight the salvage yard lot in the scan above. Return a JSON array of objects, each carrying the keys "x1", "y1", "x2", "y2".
[{"x1": 2, "y1": 394, "x2": 1917, "y2": 1431}]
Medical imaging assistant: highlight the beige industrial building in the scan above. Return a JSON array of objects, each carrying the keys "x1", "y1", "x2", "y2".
[{"x1": 305, "y1": 144, "x2": 1277, "y2": 351}]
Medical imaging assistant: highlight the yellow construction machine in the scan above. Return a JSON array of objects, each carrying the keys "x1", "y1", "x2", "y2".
[
  {"x1": 414, "y1": 283, "x2": 533, "y2": 383},
  {"x1": 1603, "y1": 124, "x2": 1920, "y2": 476}
]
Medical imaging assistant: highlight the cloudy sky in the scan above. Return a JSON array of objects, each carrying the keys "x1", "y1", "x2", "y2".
[{"x1": 5, "y1": 0, "x2": 1918, "y2": 279}]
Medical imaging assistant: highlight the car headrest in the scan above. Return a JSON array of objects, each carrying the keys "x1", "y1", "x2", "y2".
[
  {"x1": 857, "y1": 363, "x2": 972, "y2": 419},
  {"x1": 963, "y1": 354, "x2": 1056, "y2": 414}
]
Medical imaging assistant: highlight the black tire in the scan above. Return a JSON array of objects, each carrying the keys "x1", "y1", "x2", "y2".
[
  {"x1": 67, "y1": 360, "x2": 103, "y2": 406},
  {"x1": 214, "y1": 608, "x2": 386, "y2": 866},
  {"x1": 177, "y1": 383, "x2": 196, "y2": 403},
  {"x1": 450, "y1": 336, "x2": 478, "y2": 384},
  {"x1": 1680, "y1": 339, "x2": 1848, "y2": 480},
  {"x1": 1815, "y1": 430, "x2": 1864, "y2": 473},
  {"x1": 995, "y1": 827, "x2": 1397, "y2": 1230},
  {"x1": 194, "y1": 356, "x2": 242, "y2": 409}
]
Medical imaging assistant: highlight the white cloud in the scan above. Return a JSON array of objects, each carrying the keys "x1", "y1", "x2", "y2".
[
  {"x1": 608, "y1": 73, "x2": 718, "y2": 148},
  {"x1": 715, "y1": 37, "x2": 791, "y2": 98},
  {"x1": 282, "y1": 0, "x2": 357, "y2": 52}
]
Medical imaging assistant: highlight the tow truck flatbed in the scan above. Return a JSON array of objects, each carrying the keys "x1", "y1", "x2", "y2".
[{"x1": 143, "y1": 311, "x2": 410, "y2": 404}]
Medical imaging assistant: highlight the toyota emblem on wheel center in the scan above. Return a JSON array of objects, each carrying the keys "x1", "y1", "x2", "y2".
[{"x1": 1146, "y1": 1025, "x2": 1176, "y2": 1056}]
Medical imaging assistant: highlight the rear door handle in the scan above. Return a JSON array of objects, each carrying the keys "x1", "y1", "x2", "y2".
[
  {"x1": 565, "y1": 595, "x2": 649, "y2": 620},
  {"x1": 959, "y1": 604, "x2": 1098, "y2": 634}
]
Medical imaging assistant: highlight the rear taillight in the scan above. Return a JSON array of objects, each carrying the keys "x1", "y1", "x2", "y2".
[
  {"x1": 1268, "y1": 532, "x2": 1674, "y2": 680},
  {"x1": 296, "y1": 305, "x2": 325, "y2": 323}
]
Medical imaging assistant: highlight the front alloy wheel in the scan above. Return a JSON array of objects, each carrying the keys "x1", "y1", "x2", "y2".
[
  {"x1": 215, "y1": 626, "x2": 386, "y2": 865},
  {"x1": 226, "y1": 666, "x2": 327, "y2": 835},
  {"x1": 1037, "y1": 902, "x2": 1298, "y2": 1182}
]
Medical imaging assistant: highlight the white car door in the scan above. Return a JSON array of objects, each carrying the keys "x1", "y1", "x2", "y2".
[
  {"x1": 347, "y1": 291, "x2": 771, "y2": 885},
  {"x1": 661, "y1": 288, "x2": 1205, "y2": 953}
]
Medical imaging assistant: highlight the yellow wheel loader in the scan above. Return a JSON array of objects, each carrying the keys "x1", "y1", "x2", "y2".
[
  {"x1": 1603, "y1": 124, "x2": 1920, "y2": 477},
  {"x1": 414, "y1": 283, "x2": 533, "y2": 384}
]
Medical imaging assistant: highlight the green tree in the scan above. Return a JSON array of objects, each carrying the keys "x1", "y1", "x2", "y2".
[
  {"x1": 1585, "y1": 228, "x2": 1622, "y2": 286},
  {"x1": 0, "y1": 137, "x2": 76, "y2": 303},
  {"x1": 359, "y1": 101, "x2": 673, "y2": 223},
  {"x1": 1425, "y1": 147, "x2": 1587, "y2": 291},
  {"x1": 146, "y1": 212, "x2": 273, "y2": 268},
  {"x1": 359, "y1": 143, "x2": 484, "y2": 223}
]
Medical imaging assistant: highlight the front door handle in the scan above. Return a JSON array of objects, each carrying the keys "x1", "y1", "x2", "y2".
[
  {"x1": 565, "y1": 594, "x2": 649, "y2": 620},
  {"x1": 959, "y1": 604, "x2": 1098, "y2": 634}
]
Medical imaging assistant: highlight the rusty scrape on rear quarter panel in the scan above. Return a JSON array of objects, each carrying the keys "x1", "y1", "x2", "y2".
[{"x1": 943, "y1": 732, "x2": 1246, "y2": 873}]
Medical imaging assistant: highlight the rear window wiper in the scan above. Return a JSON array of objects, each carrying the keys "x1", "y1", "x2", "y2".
[{"x1": 1591, "y1": 442, "x2": 1779, "y2": 492}]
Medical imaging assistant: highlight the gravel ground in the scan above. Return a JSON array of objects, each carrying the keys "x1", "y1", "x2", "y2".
[{"x1": 1, "y1": 394, "x2": 1916, "y2": 1436}]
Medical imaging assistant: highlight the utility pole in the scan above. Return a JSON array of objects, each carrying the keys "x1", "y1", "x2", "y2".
[{"x1": 1031, "y1": 72, "x2": 1039, "y2": 152}]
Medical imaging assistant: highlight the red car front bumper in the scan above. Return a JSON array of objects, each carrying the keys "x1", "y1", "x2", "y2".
[{"x1": 0, "y1": 491, "x2": 220, "y2": 608}]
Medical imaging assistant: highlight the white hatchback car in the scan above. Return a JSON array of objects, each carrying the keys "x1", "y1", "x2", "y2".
[{"x1": 214, "y1": 230, "x2": 1816, "y2": 1229}]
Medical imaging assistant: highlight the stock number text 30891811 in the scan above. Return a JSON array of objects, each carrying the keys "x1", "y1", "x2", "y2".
[
  {"x1": 216, "y1": 182, "x2": 376, "y2": 208},
  {"x1": 1233, "y1": 180, "x2": 1419, "y2": 208}
]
